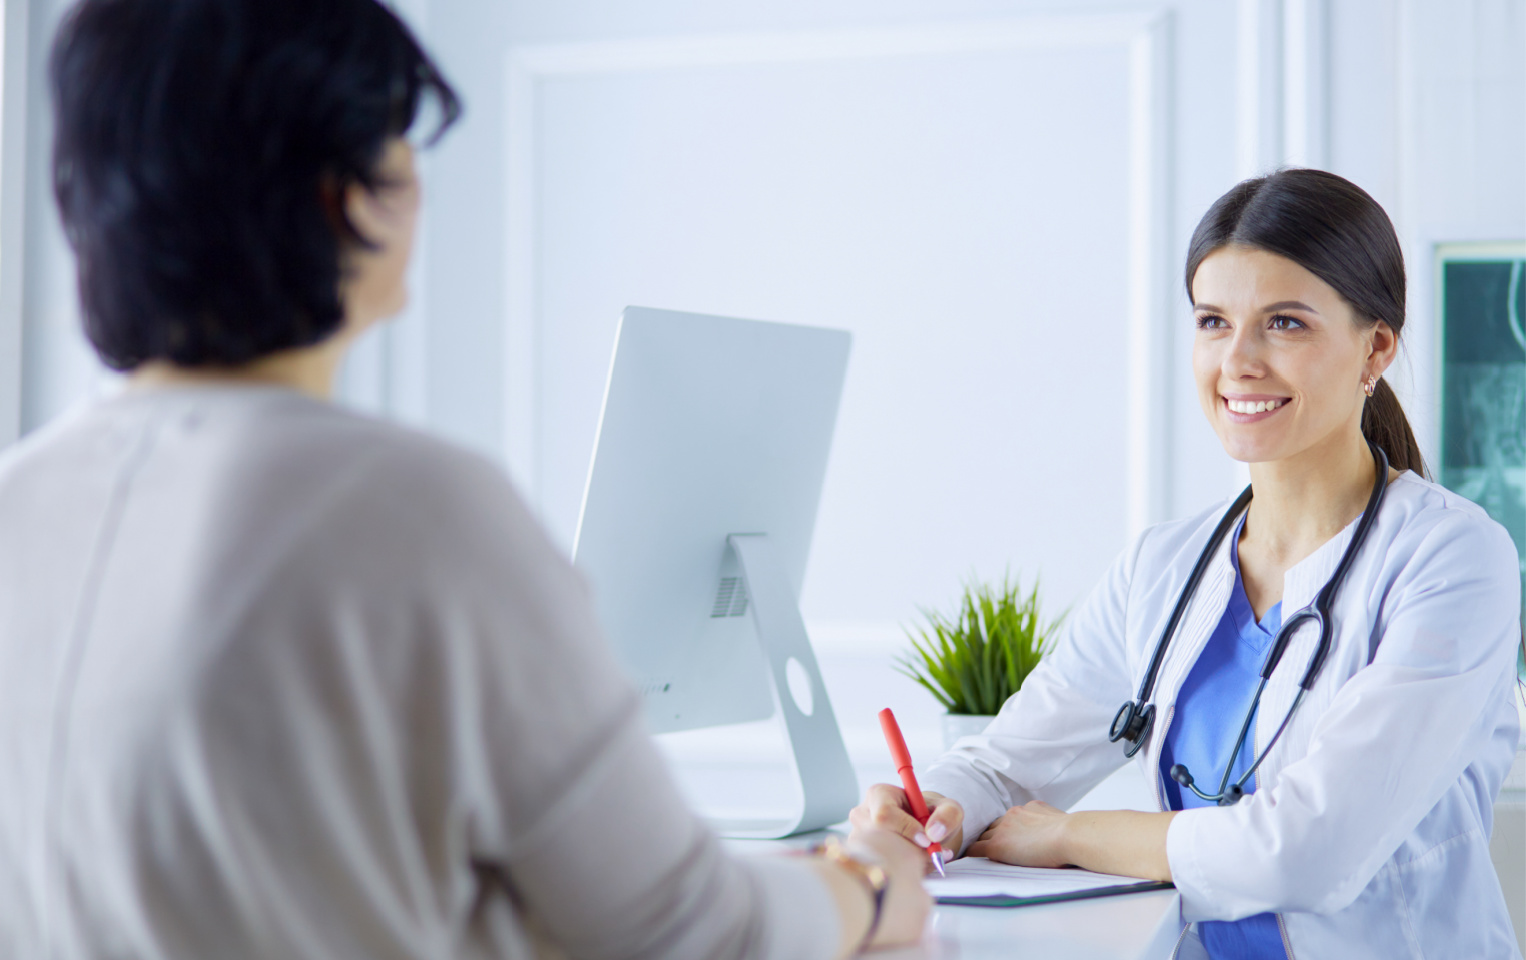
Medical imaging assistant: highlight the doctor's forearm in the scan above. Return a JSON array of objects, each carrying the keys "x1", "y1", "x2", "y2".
[{"x1": 1060, "y1": 811, "x2": 1177, "y2": 882}]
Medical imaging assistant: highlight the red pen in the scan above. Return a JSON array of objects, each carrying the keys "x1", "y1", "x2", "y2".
[{"x1": 878, "y1": 708, "x2": 947, "y2": 877}]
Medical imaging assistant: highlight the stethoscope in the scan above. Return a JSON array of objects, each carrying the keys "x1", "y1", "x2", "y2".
[{"x1": 1108, "y1": 440, "x2": 1391, "y2": 806}]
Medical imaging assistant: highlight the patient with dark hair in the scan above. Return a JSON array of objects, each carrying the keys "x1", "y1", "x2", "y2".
[{"x1": 0, "y1": 1, "x2": 929, "y2": 957}]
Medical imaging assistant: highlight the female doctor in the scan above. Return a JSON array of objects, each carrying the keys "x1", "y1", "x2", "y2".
[{"x1": 853, "y1": 168, "x2": 1525, "y2": 959}]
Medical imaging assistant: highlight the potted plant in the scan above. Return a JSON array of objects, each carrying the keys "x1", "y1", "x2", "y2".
[{"x1": 897, "y1": 575, "x2": 1064, "y2": 750}]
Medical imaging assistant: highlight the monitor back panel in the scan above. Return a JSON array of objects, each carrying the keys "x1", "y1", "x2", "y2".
[{"x1": 572, "y1": 306, "x2": 851, "y2": 733}]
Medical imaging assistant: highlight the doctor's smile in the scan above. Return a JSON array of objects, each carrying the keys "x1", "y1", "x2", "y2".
[{"x1": 1220, "y1": 395, "x2": 1290, "y2": 421}]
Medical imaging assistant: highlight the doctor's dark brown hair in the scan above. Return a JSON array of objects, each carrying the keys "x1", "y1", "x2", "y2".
[
  {"x1": 50, "y1": 0, "x2": 460, "y2": 370},
  {"x1": 1184, "y1": 168, "x2": 1427, "y2": 478}
]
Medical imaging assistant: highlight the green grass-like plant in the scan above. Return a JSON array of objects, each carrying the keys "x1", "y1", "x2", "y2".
[{"x1": 896, "y1": 575, "x2": 1064, "y2": 716}]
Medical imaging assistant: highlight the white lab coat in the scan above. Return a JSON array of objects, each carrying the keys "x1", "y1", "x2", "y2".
[{"x1": 922, "y1": 471, "x2": 1524, "y2": 959}]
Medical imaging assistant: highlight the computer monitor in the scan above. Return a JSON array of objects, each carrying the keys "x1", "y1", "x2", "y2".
[{"x1": 571, "y1": 306, "x2": 858, "y2": 837}]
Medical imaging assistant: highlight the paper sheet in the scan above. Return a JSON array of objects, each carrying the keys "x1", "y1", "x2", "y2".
[{"x1": 924, "y1": 857, "x2": 1152, "y2": 900}]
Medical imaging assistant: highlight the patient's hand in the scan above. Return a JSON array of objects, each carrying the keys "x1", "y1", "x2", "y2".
[
  {"x1": 847, "y1": 828, "x2": 935, "y2": 949},
  {"x1": 848, "y1": 784, "x2": 964, "y2": 870}
]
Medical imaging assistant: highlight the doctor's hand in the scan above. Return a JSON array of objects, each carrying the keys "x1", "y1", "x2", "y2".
[
  {"x1": 965, "y1": 800, "x2": 1071, "y2": 868},
  {"x1": 848, "y1": 784, "x2": 964, "y2": 869},
  {"x1": 965, "y1": 802, "x2": 1176, "y2": 882}
]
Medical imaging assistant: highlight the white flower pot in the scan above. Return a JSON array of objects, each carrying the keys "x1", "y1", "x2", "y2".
[{"x1": 941, "y1": 713, "x2": 996, "y2": 752}]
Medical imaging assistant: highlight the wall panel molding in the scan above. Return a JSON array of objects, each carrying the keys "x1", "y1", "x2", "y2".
[
  {"x1": 1127, "y1": 13, "x2": 1175, "y2": 535},
  {"x1": 1281, "y1": 0, "x2": 1328, "y2": 168},
  {"x1": 1236, "y1": 0, "x2": 1329, "y2": 177},
  {"x1": 504, "y1": 10, "x2": 1175, "y2": 538},
  {"x1": 1236, "y1": 0, "x2": 1283, "y2": 177}
]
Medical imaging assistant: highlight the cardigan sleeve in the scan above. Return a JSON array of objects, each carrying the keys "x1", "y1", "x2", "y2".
[
  {"x1": 405, "y1": 452, "x2": 845, "y2": 960},
  {"x1": 217, "y1": 437, "x2": 843, "y2": 960}
]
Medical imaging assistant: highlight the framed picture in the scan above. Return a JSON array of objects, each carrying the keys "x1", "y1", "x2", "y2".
[{"x1": 1436, "y1": 242, "x2": 1526, "y2": 654}]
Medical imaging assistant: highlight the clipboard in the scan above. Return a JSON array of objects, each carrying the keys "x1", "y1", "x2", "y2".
[
  {"x1": 925, "y1": 858, "x2": 1175, "y2": 909},
  {"x1": 935, "y1": 879, "x2": 1174, "y2": 908}
]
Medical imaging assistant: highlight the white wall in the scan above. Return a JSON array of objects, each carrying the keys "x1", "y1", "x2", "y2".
[
  {"x1": 0, "y1": 0, "x2": 28, "y2": 446},
  {"x1": 13, "y1": 0, "x2": 97, "y2": 434},
  {"x1": 418, "y1": 0, "x2": 1525, "y2": 780},
  {"x1": 515, "y1": 17, "x2": 1168, "y2": 628},
  {"x1": 412, "y1": 0, "x2": 1524, "y2": 627}
]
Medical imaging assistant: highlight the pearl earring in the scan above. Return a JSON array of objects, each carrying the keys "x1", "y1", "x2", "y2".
[{"x1": 1364, "y1": 375, "x2": 1378, "y2": 398}]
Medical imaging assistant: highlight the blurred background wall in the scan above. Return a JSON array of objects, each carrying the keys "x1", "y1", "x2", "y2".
[{"x1": 0, "y1": 0, "x2": 1522, "y2": 761}]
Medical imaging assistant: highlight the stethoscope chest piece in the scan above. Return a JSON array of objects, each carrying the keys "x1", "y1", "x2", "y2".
[{"x1": 1109, "y1": 700, "x2": 1155, "y2": 758}]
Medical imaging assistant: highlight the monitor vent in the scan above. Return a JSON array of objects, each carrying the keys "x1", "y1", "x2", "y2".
[{"x1": 710, "y1": 577, "x2": 750, "y2": 618}]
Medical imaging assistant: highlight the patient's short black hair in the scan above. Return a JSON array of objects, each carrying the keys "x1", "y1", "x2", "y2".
[{"x1": 50, "y1": 0, "x2": 461, "y2": 370}]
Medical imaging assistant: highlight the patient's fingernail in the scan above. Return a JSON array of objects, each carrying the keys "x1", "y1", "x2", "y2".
[
  {"x1": 927, "y1": 823, "x2": 947, "y2": 842},
  {"x1": 913, "y1": 832, "x2": 930, "y2": 847}
]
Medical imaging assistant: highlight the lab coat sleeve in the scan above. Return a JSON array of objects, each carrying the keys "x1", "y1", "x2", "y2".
[
  {"x1": 1166, "y1": 512, "x2": 1522, "y2": 919},
  {"x1": 921, "y1": 529, "x2": 1148, "y2": 851}
]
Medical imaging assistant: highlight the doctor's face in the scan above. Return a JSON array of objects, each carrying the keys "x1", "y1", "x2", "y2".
[{"x1": 1191, "y1": 244, "x2": 1394, "y2": 465}]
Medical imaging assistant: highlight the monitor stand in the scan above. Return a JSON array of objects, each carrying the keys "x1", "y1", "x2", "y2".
[{"x1": 704, "y1": 534, "x2": 861, "y2": 839}]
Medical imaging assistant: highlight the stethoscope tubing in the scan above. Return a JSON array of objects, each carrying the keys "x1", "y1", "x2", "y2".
[
  {"x1": 1112, "y1": 441, "x2": 1391, "y2": 800},
  {"x1": 1179, "y1": 686, "x2": 1307, "y2": 804},
  {"x1": 1132, "y1": 486, "x2": 1254, "y2": 706}
]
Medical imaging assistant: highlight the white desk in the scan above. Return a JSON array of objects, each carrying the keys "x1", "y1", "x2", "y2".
[
  {"x1": 670, "y1": 729, "x2": 1181, "y2": 959},
  {"x1": 724, "y1": 833, "x2": 1182, "y2": 960}
]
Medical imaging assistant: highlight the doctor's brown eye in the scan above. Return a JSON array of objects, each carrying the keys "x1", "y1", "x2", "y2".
[
  {"x1": 1196, "y1": 314, "x2": 1228, "y2": 329},
  {"x1": 1269, "y1": 314, "x2": 1306, "y2": 331}
]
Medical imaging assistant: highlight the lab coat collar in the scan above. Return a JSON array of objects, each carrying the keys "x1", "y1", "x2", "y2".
[
  {"x1": 1141, "y1": 503, "x2": 1366, "y2": 796},
  {"x1": 1153, "y1": 506, "x2": 1363, "y2": 698},
  {"x1": 1277, "y1": 512, "x2": 1363, "y2": 617}
]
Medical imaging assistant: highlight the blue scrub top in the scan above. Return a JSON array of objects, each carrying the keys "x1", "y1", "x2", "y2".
[{"x1": 1158, "y1": 520, "x2": 1289, "y2": 960}]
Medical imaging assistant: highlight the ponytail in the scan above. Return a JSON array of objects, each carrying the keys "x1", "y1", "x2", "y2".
[{"x1": 1362, "y1": 378, "x2": 1427, "y2": 478}]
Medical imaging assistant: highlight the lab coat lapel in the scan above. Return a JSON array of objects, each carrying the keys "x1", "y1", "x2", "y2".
[
  {"x1": 1255, "y1": 519, "x2": 1361, "y2": 783},
  {"x1": 1141, "y1": 533, "x2": 1237, "y2": 806},
  {"x1": 1153, "y1": 541, "x2": 1236, "y2": 707}
]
